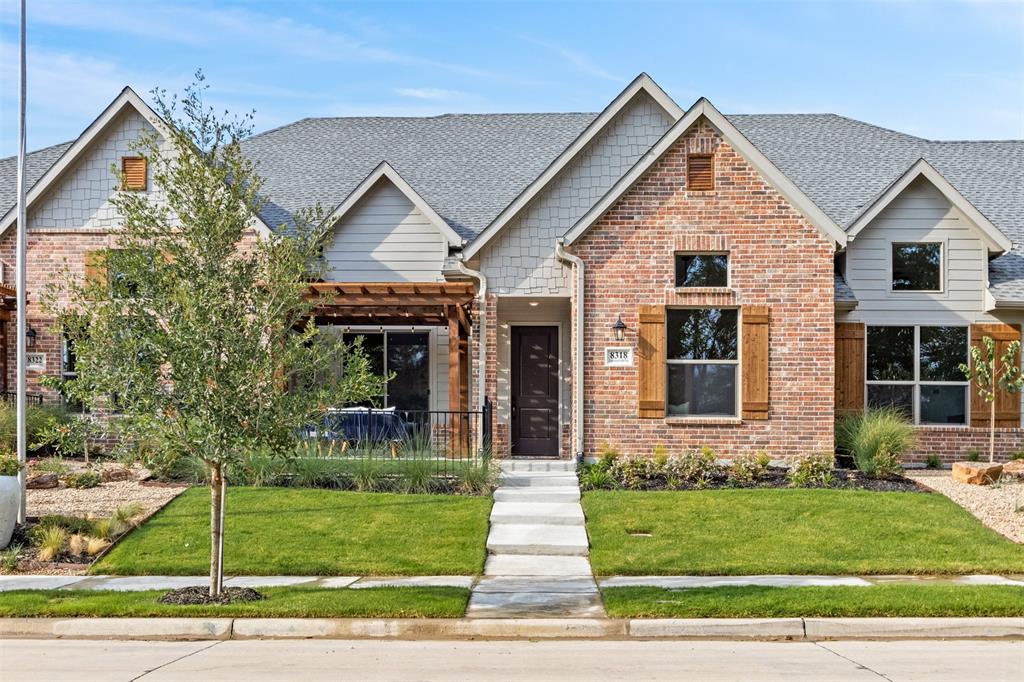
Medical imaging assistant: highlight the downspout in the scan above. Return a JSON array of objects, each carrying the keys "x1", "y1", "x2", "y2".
[
  {"x1": 456, "y1": 256, "x2": 487, "y2": 453},
  {"x1": 555, "y1": 239, "x2": 584, "y2": 462}
]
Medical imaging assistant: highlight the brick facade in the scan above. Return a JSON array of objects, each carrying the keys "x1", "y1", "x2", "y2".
[
  {"x1": 911, "y1": 427, "x2": 1023, "y2": 464},
  {"x1": 571, "y1": 120, "x2": 836, "y2": 460}
]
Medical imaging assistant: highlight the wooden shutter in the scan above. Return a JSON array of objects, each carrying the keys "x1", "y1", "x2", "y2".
[
  {"x1": 122, "y1": 156, "x2": 147, "y2": 191},
  {"x1": 969, "y1": 323, "x2": 1022, "y2": 428},
  {"x1": 741, "y1": 306, "x2": 769, "y2": 419},
  {"x1": 84, "y1": 249, "x2": 108, "y2": 290},
  {"x1": 637, "y1": 305, "x2": 666, "y2": 418},
  {"x1": 687, "y1": 154, "x2": 714, "y2": 191},
  {"x1": 835, "y1": 323, "x2": 865, "y2": 415}
]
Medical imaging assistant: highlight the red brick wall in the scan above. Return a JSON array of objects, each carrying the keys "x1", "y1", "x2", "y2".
[
  {"x1": 911, "y1": 427, "x2": 1023, "y2": 464},
  {"x1": 572, "y1": 120, "x2": 836, "y2": 460}
]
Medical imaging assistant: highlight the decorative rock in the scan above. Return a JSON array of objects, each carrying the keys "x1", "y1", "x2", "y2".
[
  {"x1": 101, "y1": 468, "x2": 134, "y2": 483},
  {"x1": 26, "y1": 473, "x2": 59, "y2": 489},
  {"x1": 952, "y1": 461, "x2": 1003, "y2": 485},
  {"x1": 1002, "y1": 460, "x2": 1024, "y2": 478}
]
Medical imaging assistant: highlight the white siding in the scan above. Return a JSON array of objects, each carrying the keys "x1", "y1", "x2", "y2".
[
  {"x1": 842, "y1": 177, "x2": 995, "y2": 325},
  {"x1": 324, "y1": 179, "x2": 447, "y2": 282},
  {"x1": 481, "y1": 92, "x2": 673, "y2": 296}
]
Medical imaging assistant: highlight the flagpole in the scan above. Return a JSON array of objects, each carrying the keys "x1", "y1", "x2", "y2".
[{"x1": 15, "y1": 0, "x2": 28, "y2": 523}]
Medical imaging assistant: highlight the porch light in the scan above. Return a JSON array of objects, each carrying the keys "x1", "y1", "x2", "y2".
[
  {"x1": 25, "y1": 326, "x2": 36, "y2": 349},
  {"x1": 611, "y1": 315, "x2": 627, "y2": 342}
]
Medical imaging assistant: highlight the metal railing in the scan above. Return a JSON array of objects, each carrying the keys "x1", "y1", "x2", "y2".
[{"x1": 1, "y1": 391, "x2": 43, "y2": 405}]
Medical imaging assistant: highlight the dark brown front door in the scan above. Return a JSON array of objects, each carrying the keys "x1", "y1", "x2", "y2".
[{"x1": 511, "y1": 326, "x2": 559, "y2": 457}]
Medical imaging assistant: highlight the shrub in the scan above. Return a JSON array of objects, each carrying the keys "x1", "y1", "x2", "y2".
[
  {"x1": 34, "y1": 526, "x2": 67, "y2": 562},
  {"x1": 966, "y1": 449, "x2": 982, "y2": 462},
  {"x1": 352, "y1": 459, "x2": 385, "y2": 492},
  {"x1": 35, "y1": 514, "x2": 95, "y2": 537},
  {"x1": 457, "y1": 461, "x2": 497, "y2": 495},
  {"x1": 1011, "y1": 451, "x2": 1024, "y2": 461},
  {"x1": 609, "y1": 455, "x2": 658, "y2": 490},
  {"x1": 0, "y1": 452, "x2": 21, "y2": 477},
  {"x1": 664, "y1": 447, "x2": 719, "y2": 489},
  {"x1": 64, "y1": 470, "x2": 102, "y2": 489},
  {"x1": 68, "y1": 533, "x2": 88, "y2": 557},
  {"x1": 32, "y1": 457, "x2": 68, "y2": 476},
  {"x1": 579, "y1": 464, "x2": 615, "y2": 490},
  {"x1": 598, "y1": 442, "x2": 620, "y2": 469},
  {"x1": 0, "y1": 544, "x2": 21, "y2": 573},
  {"x1": 788, "y1": 453, "x2": 836, "y2": 488},
  {"x1": 728, "y1": 450, "x2": 771, "y2": 486},
  {"x1": 112, "y1": 503, "x2": 146, "y2": 531},
  {"x1": 835, "y1": 409, "x2": 915, "y2": 478},
  {"x1": 398, "y1": 459, "x2": 434, "y2": 494},
  {"x1": 86, "y1": 537, "x2": 110, "y2": 556},
  {"x1": 0, "y1": 403, "x2": 70, "y2": 452},
  {"x1": 652, "y1": 444, "x2": 669, "y2": 469},
  {"x1": 91, "y1": 518, "x2": 116, "y2": 541},
  {"x1": 924, "y1": 454, "x2": 943, "y2": 469}
]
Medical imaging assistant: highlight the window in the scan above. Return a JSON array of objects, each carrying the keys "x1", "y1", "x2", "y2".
[
  {"x1": 687, "y1": 153, "x2": 714, "y2": 191},
  {"x1": 121, "y1": 156, "x2": 147, "y2": 191},
  {"x1": 675, "y1": 254, "x2": 728, "y2": 288},
  {"x1": 866, "y1": 325, "x2": 968, "y2": 424},
  {"x1": 666, "y1": 308, "x2": 738, "y2": 416},
  {"x1": 892, "y1": 243, "x2": 941, "y2": 292},
  {"x1": 61, "y1": 333, "x2": 83, "y2": 412},
  {"x1": 341, "y1": 330, "x2": 430, "y2": 411}
]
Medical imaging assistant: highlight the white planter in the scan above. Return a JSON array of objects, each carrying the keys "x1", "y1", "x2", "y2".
[{"x1": 0, "y1": 475, "x2": 19, "y2": 549}]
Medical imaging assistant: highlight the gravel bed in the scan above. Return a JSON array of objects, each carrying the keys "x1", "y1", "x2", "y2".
[
  {"x1": 905, "y1": 470, "x2": 1024, "y2": 543},
  {"x1": 28, "y1": 480, "x2": 187, "y2": 518}
]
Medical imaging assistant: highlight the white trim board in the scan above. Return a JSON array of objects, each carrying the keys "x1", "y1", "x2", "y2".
[
  {"x1": 562, "y1": 98, "x2": 848, "y2": 249},
  {"x1": 461, "y1": 73, "x2": 683, "y2": 260},
  {"x1": 846, "y1": 159, "x2": 1012, "y2": 254},
  {"x1": 326, "y1": 161, "x2": 464, "y2": 247}
]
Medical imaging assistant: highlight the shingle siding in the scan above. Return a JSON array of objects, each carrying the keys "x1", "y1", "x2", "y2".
[{"x1": 481, "y1": 92, "x2": 673, "y2": 295}]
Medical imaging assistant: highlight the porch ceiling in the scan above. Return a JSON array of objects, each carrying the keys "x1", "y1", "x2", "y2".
[{"x1": 306, "y1": 281, "x2": 475, "y2": 328}]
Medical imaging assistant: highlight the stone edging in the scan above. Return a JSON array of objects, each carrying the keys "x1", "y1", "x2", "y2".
[{"x1": 1, "y1": 617, "x2": 1020, "y2": 641}]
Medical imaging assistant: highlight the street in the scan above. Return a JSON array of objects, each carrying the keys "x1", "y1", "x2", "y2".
[{"x1": 0, "y1": 639, "x2": 1021, "y2": 681}]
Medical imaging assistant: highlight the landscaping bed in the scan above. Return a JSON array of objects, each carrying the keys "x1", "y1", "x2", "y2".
[
  {"x1": 583, "y1": 489, "x2": 1024, "y2": 576},
  {"x1": 92, "y1": 487, "x2": 492, "y2": 576},
  {"x1": 0, "y1": 586, "x2": 469, "y2": 618},
  {"x1": 906, "y1": 469, "x2": 1024, "y2": 543},
  {"x1": 601, "y1": 584, "x2": 1024, "y2": 618}
]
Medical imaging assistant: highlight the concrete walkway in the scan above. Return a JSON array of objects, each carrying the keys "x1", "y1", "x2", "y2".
[
  {"x1": 0, "y1": 575, "x2": 475, "y2": 592},
  {"x1": 467, "y1": 459, "x2": 604, "y2": 618}
]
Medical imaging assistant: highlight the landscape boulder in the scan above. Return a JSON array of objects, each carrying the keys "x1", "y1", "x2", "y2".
[
  {"x1": 1002, "y1": 459, "x2": 1024, "y2": 479},
  {"x1": 952, "y1": 461, "x2": 1003, "y2": 485},
  {"x1": 26, "y1": 473, "x2": 59, "y2": 489},
  {"x1": 101, "y1": 467, "x2": 134, "y2": 483}
]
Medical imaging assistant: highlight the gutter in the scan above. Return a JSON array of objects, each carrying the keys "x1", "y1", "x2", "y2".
[
  {"x1": 455, "y1": 257, "x2": 487, "y2": 453},
  {"x1": 555, "y1": 239, "x2": 585, "y2": 462}
]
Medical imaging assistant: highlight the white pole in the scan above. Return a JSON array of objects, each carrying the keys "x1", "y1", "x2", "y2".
[{"x1": 15, "y1": 0, "x2": 28, "y2": 523}]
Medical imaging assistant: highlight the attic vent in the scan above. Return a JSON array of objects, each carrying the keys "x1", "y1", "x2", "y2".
[
  {"x1": 121, "y1": 156, "x2": 147, "y2": 191},
  {"x1": 687, "y1": 153, "x2": 714, "y2": 191}
]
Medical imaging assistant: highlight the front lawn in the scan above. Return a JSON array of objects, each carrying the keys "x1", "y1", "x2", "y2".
[
  {"x1": 584, "y1": 489, "x2": 1024, "y2": 575},
  {"x1": 92, "y1": 487, "x2": 492, "y2": 576},
  {"x1": 601, "y1": 585, "x2": 1024, "y2": 618},
  {"x1": 0, "y1": 587, "x2": 468, "y2": 618}
]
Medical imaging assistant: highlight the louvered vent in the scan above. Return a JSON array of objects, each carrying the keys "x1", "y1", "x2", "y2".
[
  {"x1": 687, "y1": 153, "x2": 714, "y2": 191},
  {"x1": 122, "y1": 156, "x2": 147, "y2": 191}
]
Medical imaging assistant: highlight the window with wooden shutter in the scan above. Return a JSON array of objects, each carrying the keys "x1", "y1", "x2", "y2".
[
  {"x1": 637, "y1": 305, "x2": 666, "y2": 418},
  {"x1": 969, "y1": 323, "x2": 1022, "y2": 428},
  {"x1": 741, "y1": 306, "x2": 769, "y2": 419},
  {"x1": 835, "y1": 323, "x2": 865, "y2": 416},
  {"x1": 121, "y1": 156, "x2": 147, "y2": 191},
  {"x1": 84, "y1": 249, "x2": 108, "y2": 289},
  {"x1": 687, "y1": 153, "x2": 714, "y2": 191}
]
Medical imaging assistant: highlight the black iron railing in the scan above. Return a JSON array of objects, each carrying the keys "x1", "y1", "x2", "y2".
[{"x1": 1, "y1": 391, "x2": 44, "y2": 405}]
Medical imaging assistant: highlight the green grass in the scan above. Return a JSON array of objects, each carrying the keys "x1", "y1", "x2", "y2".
[
  {"x1": 583, "y1": 489, "x2": 1024, "y2": 575},
  {"x1": 0, "y1": 587, "x2": 468, "y2": 618},
  {"x1": 92, "y1": 487, "x2": 491, "y2": 576},
  {"x1": 602, "y1": 585, "x2": 1024, "y2": 618}
]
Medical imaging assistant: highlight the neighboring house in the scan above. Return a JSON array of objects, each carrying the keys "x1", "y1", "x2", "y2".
[{"x1": 1, "y1": 73, "x2": 1021, "y2": 463}]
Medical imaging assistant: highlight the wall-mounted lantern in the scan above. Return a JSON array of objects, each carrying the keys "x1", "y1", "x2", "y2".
[
  {"x1": 611, "y1": 315, "x2": 627, "y2": 342},
  {"x1": 25, "y1": 326, "x2": 36, "y2": 349}
]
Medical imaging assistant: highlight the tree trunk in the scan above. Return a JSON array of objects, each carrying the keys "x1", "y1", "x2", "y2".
[
  {"x1": 209, "y1": 463, "x2": 224, "y2": 597},
  {"x1": 990, "y1": 395, "x2": 996, "y2": 464}
]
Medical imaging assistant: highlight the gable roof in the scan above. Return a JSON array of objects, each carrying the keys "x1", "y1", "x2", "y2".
[
  {"x1": 461, "y1": 73, "x2": 682, "y2": 259},
  {"x1": 0, "y1": 140, "x2": 74, "y2": 222},
  {"x1": 846, "y1": 158, "x2": 1012, "y2": 252},
  {"x1": 563, "y1": 98, "x2": 848, "y2": 247},
  {"x1": 327, "y1": 161, "x2": 464, "y2": 245}
]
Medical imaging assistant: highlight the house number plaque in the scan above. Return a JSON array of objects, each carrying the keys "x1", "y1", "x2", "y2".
[{"x1": 604, "y1": 347, "x2": 633, "y2": 367}]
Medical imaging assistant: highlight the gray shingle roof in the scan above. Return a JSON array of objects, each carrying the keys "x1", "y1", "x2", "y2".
[
  {"x1": 0, "y1": 141, "x2": 75, "y2": 219},
  {"x1": 834, "y1": 274, "x2": 856, "y2": 303},
  {"x1": 240, "y1": 113, "x2": 597, "y2": 240}
]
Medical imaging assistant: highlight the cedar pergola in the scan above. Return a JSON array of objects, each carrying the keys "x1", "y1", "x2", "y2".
[{"x1": 305, "y1": 282, "x2": 476, "y2": 413}]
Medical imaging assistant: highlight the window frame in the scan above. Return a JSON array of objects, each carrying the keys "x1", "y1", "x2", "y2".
[
  {"x1": 890, "y1": 241, "x2": 944, "y2": 294},
  {"x1": 665, "y1": 306, "x2": 741, "y2": 418},
  {"x1": 864, "y1": 323, "x2": 970, "y2": 426},
  {"x1": 674, "y1": 252, "x2": 730, "y2": 289},
  {"x1": 339, "y1": 327, "x2": 433, "y2": 411}
]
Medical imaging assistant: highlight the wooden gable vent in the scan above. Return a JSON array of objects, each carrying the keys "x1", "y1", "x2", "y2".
[
  {"x1": 121, "y1": 156, "x2": 147, "y2": 191},
  {"x1": 687, "y1": 153, "x2": 714, "y2": 191}
]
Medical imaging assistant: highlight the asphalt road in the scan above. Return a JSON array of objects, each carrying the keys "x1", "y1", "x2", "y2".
[{"x1": 1, "y1": 639, "x2": 1021, "y2": 681}]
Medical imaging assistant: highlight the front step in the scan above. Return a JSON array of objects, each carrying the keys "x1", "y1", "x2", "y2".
[
  {"x1": 486, "y1": 524, "x2": 589, "y2": 556},
  {"x1": 493, "y1": 487, "x2": 581, "y2": 503},
  {"x1": 490, "y1": 501, "x2": 585, "y2": 526},
  {"x1": 498, "y1": 473, "x2": 578, "y2": 488},
  {"x1": 484, "y1": 553, "x2": 593, "y2": 576},
  {"x1": 499, "y1": 459, "x2": 576, "y2": 473}
]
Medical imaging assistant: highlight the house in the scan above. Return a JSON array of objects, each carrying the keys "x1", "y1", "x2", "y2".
[{"x1": 1, "y1": 73, "x2": 1021, "y2": 463}]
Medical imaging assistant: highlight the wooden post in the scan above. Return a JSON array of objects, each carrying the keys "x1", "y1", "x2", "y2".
[{"x1": 448, "y1": 305, "x2": 462, "y2": 457}]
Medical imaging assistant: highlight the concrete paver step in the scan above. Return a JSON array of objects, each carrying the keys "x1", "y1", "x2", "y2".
[
  {"x1": 486, "y1": 524, "x2": 589, "y2": 556},
  {"x1": 490, "y1": 501, "x2": 585, "y2": 526},
  {"x1": 475, "y1": 576, "x2": 597, "y2": 593},
  {"x1": 493, "y1": 487, "x2": 581, "y2": 503},
  {"x1": 484, "y1": 554, "x2": 594, "y2": 576},
  {"x1": 498, "y1": 473, "x2": 579, "y2": 488},
  {"x1": 499, "y1": 459, "x2": 576, "y2": 473},
  {"x1": 466, "y1": 590, "x2": 605, "y2": 618}
]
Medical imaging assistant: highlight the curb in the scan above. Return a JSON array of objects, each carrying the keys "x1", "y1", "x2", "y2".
[{"x1": 1, "y1": 617, "x2": 1021, "y2": 641}]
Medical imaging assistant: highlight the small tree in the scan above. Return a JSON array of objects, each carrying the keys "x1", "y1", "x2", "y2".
[
  {"x1": 959, "y1": 336, "x2": 1024, "y2": 463},
  {"x1": 44, "y1": 75, "x2": 382, "y2": 597}
]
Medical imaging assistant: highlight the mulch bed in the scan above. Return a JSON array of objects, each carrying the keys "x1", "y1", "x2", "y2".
[
  {"x1": 590, "y1": 469, "x2": 927, "y2": 493},
  {"x1": 159, "y1": 586, "x2": 264, "y2": 606}
]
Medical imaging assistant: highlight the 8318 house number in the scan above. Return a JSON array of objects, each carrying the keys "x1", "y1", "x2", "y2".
[{"x1": 604, "y1": 347, "x2": 633, "y2": 367}]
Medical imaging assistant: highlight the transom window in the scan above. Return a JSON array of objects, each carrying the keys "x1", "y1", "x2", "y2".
[
  {"x1": 675, "y1": 254, "x2": 728, "y2": 288},
  {"x1": 666, "y1": 308, "x2": 738, "y2": 417},
  {"x1": 892, "y1": 243, "x2": 942, "y2": 292},
  {"x1": 341, "y1": 331, "x2": 430, "y2": 411},
  {"x1": 866, "y1": 325, "x2": 968, "y2": 424}
]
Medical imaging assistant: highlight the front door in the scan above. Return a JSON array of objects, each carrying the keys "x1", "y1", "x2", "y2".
[{"x1": 511, "y1": 326, "x2": 559, "y2": 457}]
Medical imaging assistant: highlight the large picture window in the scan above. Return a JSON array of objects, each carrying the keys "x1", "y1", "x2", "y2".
[
  {"x1": 666, "y1": 308, "x2": 738, "y2": 417},
  {"x1": 342, "y1": 330, "x2": 430, "y2": 411},
  {"x1": 866, "y1": 325, "x2": 968, "y2": 424},
  {"x1": 892, "y1": 243, "x2": 942, "y2": 292},
  {"x1": 675, "y1": 254, "x2": 728, "y2": 288}
]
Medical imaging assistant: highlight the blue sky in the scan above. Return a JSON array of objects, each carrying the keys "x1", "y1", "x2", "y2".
[{"x1": 1, "y1": 0, "x2": 1022, "y2": 155}]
